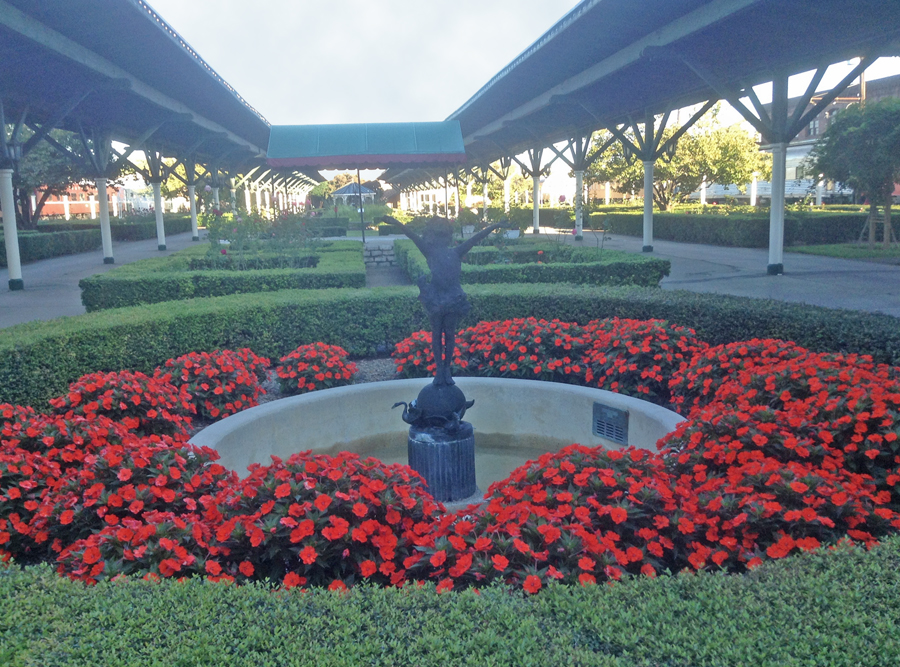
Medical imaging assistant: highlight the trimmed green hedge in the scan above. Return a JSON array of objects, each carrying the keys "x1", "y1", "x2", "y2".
[
  {"x1": 394, "y1": 240, "x2": 670, "y2": 288},
  {"x1": 79, "y1": 246, "x2": 366, "y2": 311},
  {"x1": 2, "y1": 283, "x2": 900, "y2": 406},
  {"x1": 109, "y1": 215, "x2": 194, "y2": 241},
  {"x1": 2, "y1": 537, "x2": 899, "y2": 665},
  {"x1": 0, "y1": 216, "x2": 197, "y2": 267},
  {"x1": 0, "y1": 229, "x2": 101, "y2": 266},
  {"x1": 595, "y1": 212, "x2": 866, "y2": 247}
]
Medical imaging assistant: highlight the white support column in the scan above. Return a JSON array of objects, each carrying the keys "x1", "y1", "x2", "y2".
[
  {"x1": 0, "y1": 169, "x2": 23, "y2": 290},
  {"x1": 532, "y1": 174, "x2": 541, "y2": 233},
  {"x1": 63, "y1": 195, "x2": 70, "y2": 220},
  {"x1": 642, "y1": 160, "x2": 654, "y2": 252},
  {"x1": 700, "y1": 179, "x2": 707, "y2": 206},
  {"x1": 152, "y1": 181, "x2": 166, "y2": 250},
  {"x1": 750, "y1": 173, "x2": 758, "y2": 207},
  {"x1": 768, "y1": 142, "x2": 787, "y2": 274},
  {"x1": 465, "y1": 181, "x2": 472, "y2": 208},
  {"x1": 482, "y1": 180, "x2": 489, "y2": 223},
  {"x1": 89, "y1": 195, "x2": 97, "y2": 219},
  {"x1": 112, "y1": 190, "x2": 119, "y2": 217},
  {"x1": 96, "y1": 177, "x2": 114, "y2": 263},
  {"x1": 188, "y1": 185, "x2": 199, "y2": 241},
  {"x1": 574, "y1": 169, "x2": 584, "y2": 239},
  {"x1": 244, "y1": 188, "x2": 251, "y2": 213},
  {"x1": 605, "y1": 181, "x2": 611, "y2": 205},
  {"x1": 30, "y1": 193, "x2": 36, "y2": 212},
  {"x1": 212, "y1": 187, "x2": 220, "y2": 208},
  {"x1": 264, "y1": 190, "x2": 271, "y2": 212},
  {"x1": 816, "y1": 179, "x2": 824, "y2": 206},
  {"x1": 503, "y1": 175, "x2": 511, "y2": 213}
]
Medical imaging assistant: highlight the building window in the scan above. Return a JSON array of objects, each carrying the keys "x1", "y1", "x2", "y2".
[{"x1": 809, "y1": 118, "x2": 820, "y2": 136}]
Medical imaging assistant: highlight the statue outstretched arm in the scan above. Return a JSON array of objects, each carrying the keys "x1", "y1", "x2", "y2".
[
  {"x1": 455, "y1": 219, "x2": 509, "y2": 255},
  {"x1": 380, "y1": 215, "x2": 427, "y2": 254}
]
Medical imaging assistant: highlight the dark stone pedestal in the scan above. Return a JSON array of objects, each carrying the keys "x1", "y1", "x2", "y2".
[{"x1": 408, "y1": 421, "x2": 476, "y2": 502}]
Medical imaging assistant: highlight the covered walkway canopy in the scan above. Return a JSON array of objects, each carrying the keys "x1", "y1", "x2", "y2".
[
  {"x1": 266, "y1": 121, "x2": 467, "y2": 170},
  {"x1": 0, "y1": 0, "x2": 293, "y2": 287},
  {"x1": 383, "y1": 0, "x2": 900, "y2": 273},
  {"x1": 266, "y1": 121, "x2": 467, "y2": 239}
]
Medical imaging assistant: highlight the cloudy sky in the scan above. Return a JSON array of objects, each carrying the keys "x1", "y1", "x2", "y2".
[
  {"x1": 147, "y1": 0, "x2": 900, "y2": 134},
  {"x1": 148, "y1": 0, "x2": 582, "y2": 125}
]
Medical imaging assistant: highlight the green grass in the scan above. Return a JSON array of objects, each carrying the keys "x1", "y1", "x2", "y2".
[{"x1": 790, "y1": 242, "x2": 900, "y2": 261}]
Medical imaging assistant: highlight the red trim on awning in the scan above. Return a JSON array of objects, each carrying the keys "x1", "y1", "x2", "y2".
[{"x1": 267, "y1": 153, "x2": 466, "y2": 169}]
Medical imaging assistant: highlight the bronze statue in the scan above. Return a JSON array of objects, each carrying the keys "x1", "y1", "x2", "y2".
[{"x1": 382, "y1": 215, "x2": 506, "y2": 386}]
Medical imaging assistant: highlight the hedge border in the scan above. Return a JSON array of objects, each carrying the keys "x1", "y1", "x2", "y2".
[
  {"x1": 394, "y1": 240, "x2": 671, "y2": 288},
  {"x1": 594, "y1": 211, "x2": 866, "y2": 247},
  {"x1": 2, "y1": 537, "x2": 899, "y2": 666},
  {"x1": 1, "y1": 283, "x2": 898, "y2": 407},
  {"x1": 79, "y1": 249, "x2": 366, "y2": 311}
]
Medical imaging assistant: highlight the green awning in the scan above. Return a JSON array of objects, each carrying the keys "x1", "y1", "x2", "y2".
[{"x1": 266, "y1": 121, "x2": 466, "y2": 169}]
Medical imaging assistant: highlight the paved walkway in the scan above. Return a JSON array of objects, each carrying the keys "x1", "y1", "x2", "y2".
[
  {"x1": 2, "y1": 231, "x2": 898, "y2": 330},
  {"x1": 0, "y1": 232, "x2": 201, "y2": 328}
]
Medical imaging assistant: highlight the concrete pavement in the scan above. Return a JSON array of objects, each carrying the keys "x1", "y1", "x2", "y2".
[
  {"x1": 0, "y1": 231, "x2": 201, "y2": 328},
  {"x1": 2, "y1": 230, "x2": 899, "y2": 330}
]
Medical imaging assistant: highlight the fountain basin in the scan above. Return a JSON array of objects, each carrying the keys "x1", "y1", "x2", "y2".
[{"x1": 189, "y1": 378, "x2": 684, "y2": 491}]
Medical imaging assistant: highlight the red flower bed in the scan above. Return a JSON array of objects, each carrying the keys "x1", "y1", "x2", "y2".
[
  {"x1": 0, "y1": 412, "x2": 134, "y2": 562},
  {"x1": 392, "y1": 330, "x2": 468, "y2": 379},
  {"x1": 275, "y1": 343, "x2": 357, "y2": 395},
  {"x1": 210, "y1": 451, "x2": 444, "y2": 589},
  {"x1": 3, "y1": 327, "x2": 900, "y2": 594},
  {"x1": 405, "y1": 445, "x2": 679, "y2": 591},
  {"x1": 582, "y1": 318, "x2": 707, "y2": 405},
  {"x1": 48, "y1": 370, "x2": 195, "y2": 437},
  {"x1": 161, "y1": 349, "x2": 270, "y2": 421}
]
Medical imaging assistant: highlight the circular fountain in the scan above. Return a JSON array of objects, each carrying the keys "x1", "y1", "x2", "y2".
[{"x1": 189, "y1": 378, "x2": 684, "y2": 495}]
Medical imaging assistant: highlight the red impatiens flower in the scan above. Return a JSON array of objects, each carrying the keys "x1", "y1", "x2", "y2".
[{"x1": 523, "y1": 575, "x2": 542, "y2": 594}]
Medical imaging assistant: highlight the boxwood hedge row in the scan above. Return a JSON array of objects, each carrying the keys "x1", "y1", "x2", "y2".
[
  {"x1": 394, "y1": 240, "x2": 671, "y2": 288},
  {"x1": 79, "y1": 249, "x2": 366, "y2": 311},
  {"x1": 594, "y1": 211, "x2": 865, "y2": 247},
  {"x1": 0, "y1": 229, "x2": 101, "y2": 266},
  {"x1": 2, "y1": 536, "x2": 898, "y2": 666},
  {"x1": 2, "y1": 283, "x2": 899, "y2": 407},
  {"x1": 0, "y1": 216, "x2": 198, "y2": 267}
]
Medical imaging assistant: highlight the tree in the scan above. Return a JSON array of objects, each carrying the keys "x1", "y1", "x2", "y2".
[
  {"x1": 11, "y1": 129, "x2": 90, "y2": 228},
  {"x1": 804, "y1": 98, "x2": 900, "y2": 248},
  {"x1": 586, "y1": 109, "x2": 771, "y2": 210}
]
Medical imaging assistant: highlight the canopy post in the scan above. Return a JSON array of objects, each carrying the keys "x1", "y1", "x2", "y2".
[{"x1": 357, "y1": 167, "x2": 366, "y2": 244}]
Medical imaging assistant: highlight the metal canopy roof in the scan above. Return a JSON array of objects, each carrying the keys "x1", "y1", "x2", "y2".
[
  {"x1": 0, "y1": 0, "x2": 269, "y2": 165},
  {"x1": 440, "y1": 0, "x2": 900, "y2": 168},
  {"x1": 266, "y1": 122, "x2": 467, "y2": 170}
]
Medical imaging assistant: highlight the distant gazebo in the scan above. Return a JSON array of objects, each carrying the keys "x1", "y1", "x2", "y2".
[{"x1": 332, "y1": 182, "x2": 375, "y2": 206}]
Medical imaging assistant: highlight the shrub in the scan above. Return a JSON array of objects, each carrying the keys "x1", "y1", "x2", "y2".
[
  {"x1": 161, "y1": 349, "x2": 270, "y2": 421},
  {"x1": 668, "y1": 338, "x2": 811, "y2": 413},
  {"x1": 3, "y1": 283, "x2": 900, "y2": 407},
  {"x1": 79, "y1": 248, "x2": 366, "y2": 311},
  {"x1": 209, "y1": 451, "x2": 445, "y2": 589},
  {"x1": 582, "y1": 318, "x2": 707, "y2": 406},
  {"x1": 392, "y1": 330, "x2": 465, "y2": 379},
  {"x1": 0, "y1": 229, "x2": 101, "y2": 266},
  {"x1": 406, "y1": 445, "x2": 679, "y2": 592},
  {"x1": 37, "y1": 438, "x2": 235, "y2": 567},
  {"x1": 48, "y1": 370, "x2": 195, "y2": 437},
  {"x1": 0, "y1": 413, "x2": 133, "y2": 563},
  {"x1": 600, "y1": 211, "x2": 865, "y2": 247},
  {"x1": 395, "y1": 240, "x2": 670, "y2": 288},
  {"x1": 275, "y1": 343, "x2": 357, "y2": 395}
]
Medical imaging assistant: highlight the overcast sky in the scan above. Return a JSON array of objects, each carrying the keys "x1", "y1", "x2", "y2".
[
  {"x1": 147, "y1": 0, "x2": 582, "y2": 125},
  {"x1": 147, "y1": 0, "x2": 900, "y2": 136}
]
